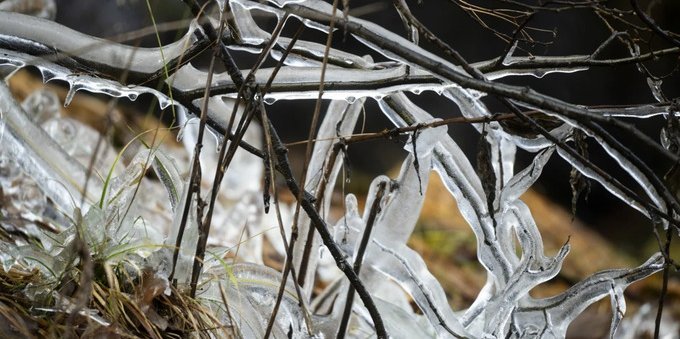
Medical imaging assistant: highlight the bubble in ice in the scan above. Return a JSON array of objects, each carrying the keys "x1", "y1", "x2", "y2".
[{"x1": 21, "y1": 89, "x2": 61, "y2": 123}]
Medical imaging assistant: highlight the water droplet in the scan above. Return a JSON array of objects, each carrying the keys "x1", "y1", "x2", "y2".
[
  {"x1": 64, "y1": 87, "x2": 76, "y2": 107},
  {"x1": 176, "y1": 126, "x2": 185, "y2": 142},
  {"x1": 532, "y1": 70, "x2": 547, "y2": 78},
  {"x1": 264, "y1": 97, "x2": 277, "y2": 105},
  {"x1": 346, "y1": 96, "x2": 356, "y2": 104},
  {"x1": 40, "y1": 68, "x2": 56, "y2": 81}
]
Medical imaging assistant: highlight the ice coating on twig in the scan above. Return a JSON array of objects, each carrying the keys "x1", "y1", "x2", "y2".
[
  {"x1": 0, "y1": 1, "x2": 671, "y2": 337},
  {"x1": 294, "y1": 99, "x2": 363, "y2": 295},
  {"x1": 0, "y1": 11, "x2": 202, "y2": 74}
]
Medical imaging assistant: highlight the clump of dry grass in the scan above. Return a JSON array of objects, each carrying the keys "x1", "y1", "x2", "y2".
[{"x1": 0, "y1": 259, "x2": 236, "y2": 338}]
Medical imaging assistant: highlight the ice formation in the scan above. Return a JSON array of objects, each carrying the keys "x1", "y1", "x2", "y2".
[{"x1": 0, "y1": 0, "x2": 673, "y2": 338}]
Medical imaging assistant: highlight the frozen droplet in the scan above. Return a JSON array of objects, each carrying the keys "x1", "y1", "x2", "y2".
[
  {"x1": 318, "y1": 246, "x2": 327, "y2": 260},
  {"x1": 345, "y1": 96, "x2": 356, "y2": 104},
  {"x1": 64, "y1": 87, "x2": 76, "y2": 107},
  {"x1": 647, "y1": 77, "x2": 665, "y2": 102},
  {"x1": 41, "y1": 118, "x2": 78, "y2": 153},
  {"x1": 345, "y1": 194, "x2": 359, "y2": 218},
  {"x1": 532, "y1": 69, "x2": 547, "y2": 78},
  {"x1": 501, "y1": 41, "x2": 519, "y2": 66},
  {"x1": 21, "y1": 89, "x2": 61, "y2": 123},
  {"x1": 39, "y1": 68, "x2": 56, "y2": 81}
]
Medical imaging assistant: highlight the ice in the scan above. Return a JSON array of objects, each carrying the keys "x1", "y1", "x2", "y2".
[
  {"x1": 171, "y1": 62, "x2": 444, "y2": 102},
  {"x1": 275, "y1": 38, "x2": 377, "y2": 68},
  {"x1": 0, "y1": 11, "x2": 202, "y2": 74},
  {"x1": 511, "y1": 253, "x2": 664, "y2": 338},
  {"x1": 373, "y1": 298, "x2": 436, "y2": 338},
  {"x1": 0, "y1": 82, "x2": 100, "y2": 214},
  {"x1": 583, "y1": 125, "x2": 667, "y2": 221},
  {"x1": 151, "y1": 151, "x2": 184, "y2": 210},
  {"x1": 21, "y1": 88, "x2": 60, "y2": 123},
  {"x1": 199, "y1": 96, "x2": 263, "y2": 200},
  {"x1": 647, "y1": 77, "x2": 666, "y2": 103},
  {"x1": 442, "y1": 87, "x2": 570, "y2": 153},
  {"x1": 230, "y1": 0, "x2": 271, "y2": 46},
  {"x1": 0, "y1": 47, "x2": 184, "y2": 119},
  {"x1": 617, "y1": 303, "x2": 680, "y2": 338},
  {"x1": 369, "y1": 239, "x2": 471, "y2": 337},
  {"x1": 499, "y1": 147, "x2": 554, "y2": 209},
  {"x1": 293, "y1": 99, "x2": 363, "y2": 294},
  {"x1": 557, "y1": 147, "x2": 648, "y2": 216},
  {"x1": 197, "y1": 262, "x2": 315, "y2": 338},
  {"x1": 0, "y1": 1, "x2": 668, "y2": 337}
]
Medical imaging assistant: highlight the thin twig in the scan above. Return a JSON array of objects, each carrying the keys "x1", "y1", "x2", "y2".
[
  {"x1": 295, "y1": 0, "x2": 341, "y2": 291},
  {"x1": 654, "y1": 227, "x2": 672, "y2": 339},
  {"x1": 179, "y1": 0, "x2": 387, "y2": 336},
  {"x1": 169, "y1": 1, "x2": 213, "y2": 285},
  {"x1": 337, "y1": 181, "x2": 387, "y2": 339},
  {"x1": 261, "y1": 24, "x2": 315, "y2": 338},
  {"x1": 630, "y1": 0, "x2": 680, "y2": 48}
]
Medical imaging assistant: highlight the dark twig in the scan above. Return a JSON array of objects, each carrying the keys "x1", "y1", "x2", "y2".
[
  {"x1": 284, "y1": 3, "x2": 680, "y2": 166},
  {"x1": 169, "y1": 0, "x2": 213, "y2": 285},
  {"x1": 189, "y1": 5, "x2": 293, "y2": 299},
  {"x1": 337, "y1": 181, "x2": 387, "y2": 339},
  {"x1": 654, "y1": 227, "x2": 672, "y2": 339},
  {"x1": 260, "y1": 23, "x2": 314, "y2": 339},
  {"x1": 266, "y1": 118, "x2": 388, "y2": 338},
  {"x1": 296, "y1": 0, "x2": 341, "y2": 290},
  {"x1": 630, "y1": 0, "x2": 680, "y2": 48},
  {"x1": 179, "y1": 0, "x2": 387, "y2": 336}
]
